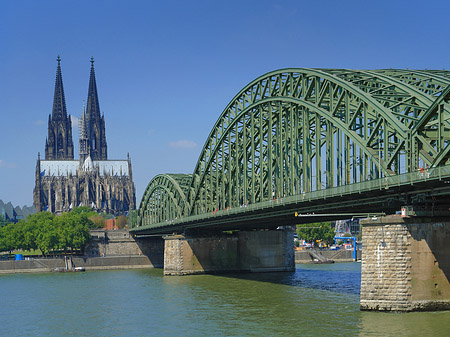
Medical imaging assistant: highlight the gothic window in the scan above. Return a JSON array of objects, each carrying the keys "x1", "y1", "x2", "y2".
[{"x1": 58, "y1": 132, "x2": 64, "y2": 151}]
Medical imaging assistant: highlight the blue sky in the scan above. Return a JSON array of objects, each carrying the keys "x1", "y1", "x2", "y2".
[{"x1": 1, "y1": 0, "x2": 449, "y2": 207}]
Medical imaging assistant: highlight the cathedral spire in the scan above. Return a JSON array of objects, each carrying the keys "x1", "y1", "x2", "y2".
[
  {"x1": 45, "y1": 56, "x2": 74, "y2": 160},
  {"x1": 86, "y1": 56, "x2": 101, "y2": 123},
  {"x1": 85, "y1": 57, "x2": 107, "y2": 160},
  {"x1": 53, "y1": 55, "x2": 68, "y2": 120}
]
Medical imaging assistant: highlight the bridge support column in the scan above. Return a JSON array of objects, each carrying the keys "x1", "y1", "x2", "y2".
[
  {"x1": 163, "y1": 229, "x2": 295, "y2": 276},
  {"x1": 360, "y1": 216, "x2": 450, "y2": 311}
]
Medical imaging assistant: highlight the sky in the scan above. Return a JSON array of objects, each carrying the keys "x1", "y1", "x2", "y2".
[{"x1": 1, "y1": 0, "x2": 449, "y2": 207}]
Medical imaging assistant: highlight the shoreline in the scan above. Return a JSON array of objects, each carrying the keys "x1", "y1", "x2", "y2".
[
  {"x1": 0, "y1": 255, "x2": 159, "y2": 274},
  {"x1": 1, "y1": 250, "x2": 362, "y2": 274}
]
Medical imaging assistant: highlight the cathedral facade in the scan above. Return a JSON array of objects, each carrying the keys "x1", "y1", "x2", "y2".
[{"x1": 33, "y1": 57, "x2": 136, "y2": 214}]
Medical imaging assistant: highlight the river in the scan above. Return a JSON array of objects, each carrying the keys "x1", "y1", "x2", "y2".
[{"x1": 1, "y1": 263, "x2": 449, "y2": 336}]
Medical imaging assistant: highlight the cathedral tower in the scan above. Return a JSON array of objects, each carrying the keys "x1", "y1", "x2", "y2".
[
  {"x1": 35, "y1": 57, "x2": 135, "y2": 215},
  {"x1": 45, "y1": 56, "x2": 74, "y2": 160},
  {"x1": 84, "y1": 57, "x2": 107, "y2": 160}
]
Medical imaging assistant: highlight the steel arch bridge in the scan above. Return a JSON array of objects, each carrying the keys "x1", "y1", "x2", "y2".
[{"x1": 136, "y1": 68, "x2": 450, "y2": 232}]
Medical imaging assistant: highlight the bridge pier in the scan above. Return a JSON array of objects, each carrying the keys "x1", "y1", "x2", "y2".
[
  {"x1": 163, "y1": 229, "x2": 295, "y2": 276},
  {"x1": 360, "y1": 215, "x2": 450, "y2": 311}
]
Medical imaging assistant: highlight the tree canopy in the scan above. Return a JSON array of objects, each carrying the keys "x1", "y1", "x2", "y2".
[
  {"x1": 0, "y1": 214, "x2": 11, "y2": 227},
  {"x1": 0, "y1": 207, "x2": 94, "y2": 255},
  {"x1": 296, "y1": 222, "x2": 335, "y2": 246}
]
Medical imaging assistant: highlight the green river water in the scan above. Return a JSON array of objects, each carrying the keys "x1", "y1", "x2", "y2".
[{"x1": 1, "y1": 263, "x2": 449, "y2": 336}]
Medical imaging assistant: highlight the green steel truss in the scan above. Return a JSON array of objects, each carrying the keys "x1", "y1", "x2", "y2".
[
  {"x1": 138, "y1": 68, "x2": 450, "y2": 226},
  {"x1": 139, "y1": 174, "x2": 192, "y2": 226}
]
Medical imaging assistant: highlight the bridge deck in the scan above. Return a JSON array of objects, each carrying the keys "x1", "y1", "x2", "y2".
[{"x1": 132, "y1": 165, "x2": 450, "y2": 235}]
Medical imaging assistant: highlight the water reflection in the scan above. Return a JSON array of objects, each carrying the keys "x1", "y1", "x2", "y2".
[{"x1": 213, "y1": 263, "x2": 361, "y2": 295}]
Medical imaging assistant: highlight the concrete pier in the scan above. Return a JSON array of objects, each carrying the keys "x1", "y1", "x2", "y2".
[
  {"x1": 163, "y1": 229, "x2": 295, "y2": 276},
  {"x1": 360, "y1": 215, "x2": 450, "y2": 311}
]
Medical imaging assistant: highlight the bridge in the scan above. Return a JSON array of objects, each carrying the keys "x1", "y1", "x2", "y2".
[
  {"x1": 131, "y1": 68, "x2": 450, "y2": 311},
  {"x1": 134, "y1": 68, "x2": 450, "y2": 234}
]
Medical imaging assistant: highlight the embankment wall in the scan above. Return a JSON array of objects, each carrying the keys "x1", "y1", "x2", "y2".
[
  {"x1": 0, "y1": 230, "x2": 164, "y2": 274},
  {"x1": 0, "y1": 256, "x2": 155, "y2": 274},
  {"x1": 295, "y1": 249, "x2": 361, "y2": 263}
]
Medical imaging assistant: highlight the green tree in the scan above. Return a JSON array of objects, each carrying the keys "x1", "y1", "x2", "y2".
[
  {"x1": 296, "y1": 222, "x2": 335, "y2": 247},
  {"x1": 89, "y1": 214, "x2": 106, "y2": 228},
  {"x1": 16, "y1": 219, "x2": 38, "y2": 252},
  {"x1": 25, "y1": 212, "x2": 55, "y2": 255},
  {"x1": 128, "y1": 210, "x2": 138, "y2": 228},
  {"x1": 54, "y1": 211, "x2": 92, "y2": 253},
  {"x1": 0, "y1": 223, "x2": 19, "y2": 253},
  {"x1": 26, "y1": 212, "x2": 57, "y2": 256},
  {"x1": 116, "y1": 215, "x2": 127, "y2": 229},
  {"x1": 70, "y1": 206, "x2": 95, "y2": 215},
  {"x1": 0, "y1": 210, "x2": 93, "y2": 256},
  {"x1": 0, "y1": 214, "x2": 10, "y2": 227},
  {"x1": 36, "y1": 222, "x2": 59, "y2": 256}
]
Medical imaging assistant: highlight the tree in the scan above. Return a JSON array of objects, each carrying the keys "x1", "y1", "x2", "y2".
[
  {"x1": 89, "y1": 214, "x2": 106, "y2": 228},
  {"x1": 0, "y1": 214, "x2": 10, "y2": 227},
  {"x1": 70, "y1": 206, "x2": 95, "y2": 215},
  {"x1": 26, "y1": 212, "x2": 55, "y2": 255},
  {"x1": 116, "y1": 215, "x2": 127, "y2": 229},
  {"x1": 35, "y1": 220, "x2": 59, "y2": 256},
  {"x1": 0, "y1": 210, "x2": 93, "y2": 256},
  {"x1": 128, "y1": 210, "x2": 138, "y2": 228},
  {"x1": 54, "y1": 211, "x2": 92, "y2": 253},
  {"x1": 296, "y1": 222, "x2": 335, "y2": 247},
  {"x1": 0, "y1": 223, "x2": 19, "y2": 253}
]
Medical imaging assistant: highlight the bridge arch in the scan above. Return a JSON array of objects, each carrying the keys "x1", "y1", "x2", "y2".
[{"x1": 138, "y1": 174, "x2": 191, "y2": 225}]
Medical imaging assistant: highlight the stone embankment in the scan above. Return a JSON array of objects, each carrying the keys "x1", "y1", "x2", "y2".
[
  {"x1": 295, "y1": 249, "x2": 361, "y2": 263},
  {"x1": 0, "y1": 229, "x2": 164, "y2": 274},
  {"x1": 0, "y1": 255, "x2": 155, "y2": 274}
]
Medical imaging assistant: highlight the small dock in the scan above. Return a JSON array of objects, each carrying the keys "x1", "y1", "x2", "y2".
[{"x1": 53, "y1": 256, "x2": 85, "y2": 272}]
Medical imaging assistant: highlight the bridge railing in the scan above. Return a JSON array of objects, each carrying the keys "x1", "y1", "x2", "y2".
[{"x1": 135, "y1": 165, "x2": 450, "y2": 231}]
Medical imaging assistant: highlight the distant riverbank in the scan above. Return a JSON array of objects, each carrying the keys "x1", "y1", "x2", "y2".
[{"x1": 1, "y1": 246, "x2": 361, "y2": 274}]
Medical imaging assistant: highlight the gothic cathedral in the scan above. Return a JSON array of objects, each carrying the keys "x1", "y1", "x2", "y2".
[{"x1": 33, "y1": 57, "x2": 136, "y2": 214}]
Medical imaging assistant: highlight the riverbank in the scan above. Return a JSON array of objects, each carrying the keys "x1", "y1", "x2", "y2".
[
  {"x1": 0, "y1": 255, "x2": 157, "y2": 274},
  {"x1": 295, "y1": 249, "x2": 362, "y2": 263}
]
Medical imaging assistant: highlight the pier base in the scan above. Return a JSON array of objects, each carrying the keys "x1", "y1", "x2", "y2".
[
  {"x1": 360, "y1": 216, "x2": 450, "y2": 311},
  {"x1": 163, "y1": 229, "x2": 295, "y2": 276}
]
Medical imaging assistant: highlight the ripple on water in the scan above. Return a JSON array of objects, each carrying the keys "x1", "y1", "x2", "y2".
[{"x1": 1, "y1": 263, "x2": 449, "y2": 336}]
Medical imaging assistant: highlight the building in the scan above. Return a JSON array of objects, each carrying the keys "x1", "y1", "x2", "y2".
[
  {"x1": 333, "y1": 219, "x2": 361, "y2": 237},
  {"x1": 33, "y1": 57, "x2": 136, "y2": 215},
  {"x1": 0, "y1": 200, "x2": 36, "y2": 223}
]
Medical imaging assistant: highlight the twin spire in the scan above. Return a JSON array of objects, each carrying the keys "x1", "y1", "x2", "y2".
[{"x1": 45, "y1": 56, "x2": 108, "y2": 161}]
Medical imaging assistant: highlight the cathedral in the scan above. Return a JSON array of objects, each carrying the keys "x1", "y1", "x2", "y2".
[{"x1": 33, "y1": 57, "x2": 136, "y2": 214}]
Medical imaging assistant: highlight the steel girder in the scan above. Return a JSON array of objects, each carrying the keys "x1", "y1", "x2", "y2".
[
  {"x1": 138, "y1": 174, "x2": 191, "y2": 225},
  {"x1": 140, "y1": 68, "x2": 450, "y2": 226}
]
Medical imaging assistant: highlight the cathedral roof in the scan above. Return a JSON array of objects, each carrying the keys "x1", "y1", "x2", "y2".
[{"x1": 39, "y1": 160, "x2": 130, "y2": 177}]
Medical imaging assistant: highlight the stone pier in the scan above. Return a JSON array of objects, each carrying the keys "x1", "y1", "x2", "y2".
[
  {"x1": 163, "y1": 229, "x2": 295, "y2": 276},
  {"x1": 360, "y1": 215, "x2": 450, "y2": 311}
]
